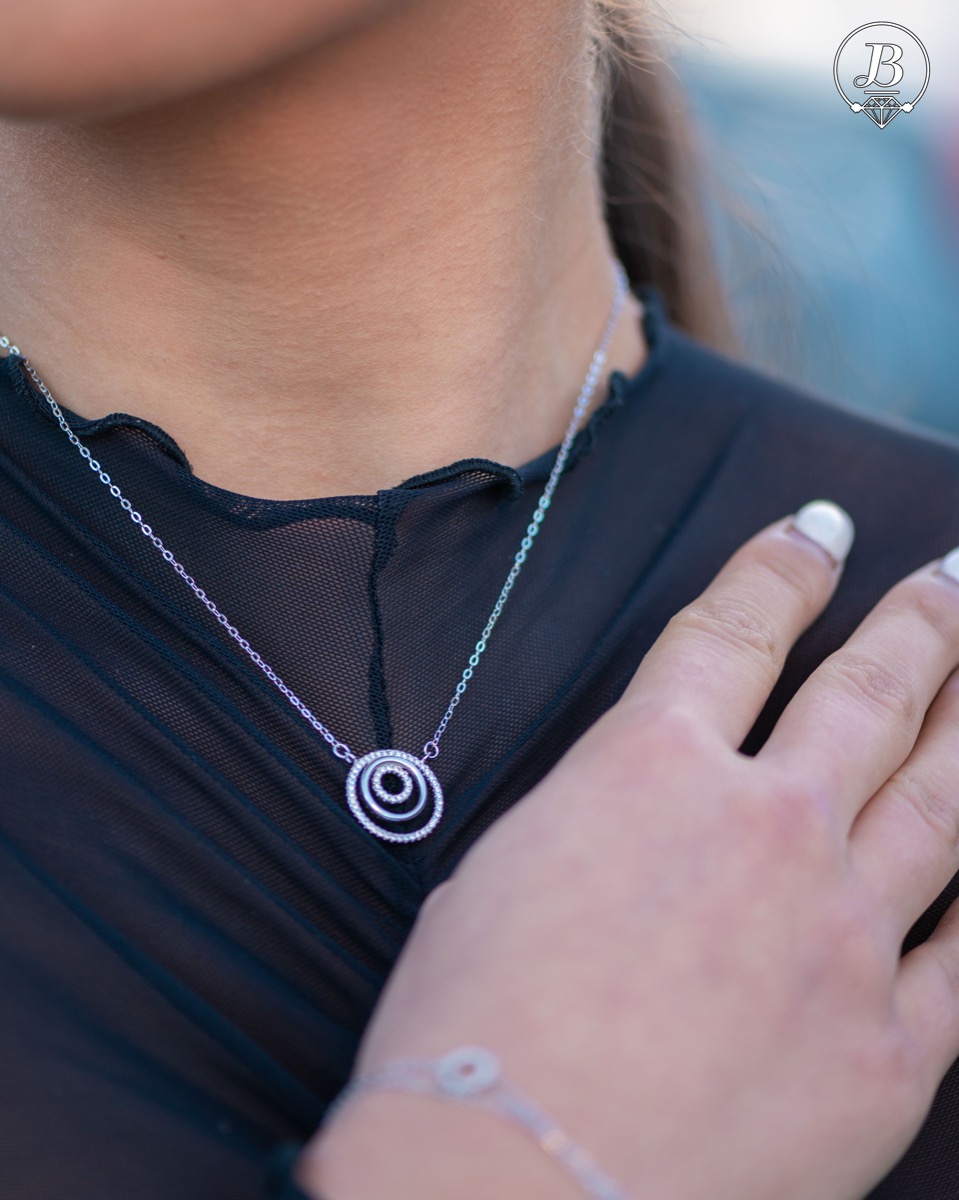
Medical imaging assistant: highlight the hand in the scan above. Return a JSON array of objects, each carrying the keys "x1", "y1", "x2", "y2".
[{"x1": 302, "y1": 501, "x2": 959, "y2": 1200}]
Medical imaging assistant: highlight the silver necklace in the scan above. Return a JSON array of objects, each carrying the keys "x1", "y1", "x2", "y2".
[{"x1": 0, "y1": 262, "x2": 629, "y2": 843}]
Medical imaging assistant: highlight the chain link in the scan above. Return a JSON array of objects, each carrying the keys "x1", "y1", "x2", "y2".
[
  {"x1": 0, "y1": 262, "x2": 629, "y2": 769},
  {"x1": 423, "y1": 264, "x2": 629, "y2": 756}
]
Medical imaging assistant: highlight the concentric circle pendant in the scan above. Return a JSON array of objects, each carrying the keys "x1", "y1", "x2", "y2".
[{"x1": 345, "y1": 749, "x2": 444, "y2": 843}]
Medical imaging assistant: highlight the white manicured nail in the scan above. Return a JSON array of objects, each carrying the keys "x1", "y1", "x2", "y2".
[
  {"x1": 790, "y1": 500, "x2": 855, "y2": 565},
  {"x1": 939, "y1": 548, "x2": 959, "y2": 585}
]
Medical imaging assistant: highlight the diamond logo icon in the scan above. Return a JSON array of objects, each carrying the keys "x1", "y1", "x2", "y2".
[
  {"x1": 861, "y1": 94, "x2": 902, "y2": 128},
  {"x1": 834, "y1": 23, "x2": 929, "y2": 130}
]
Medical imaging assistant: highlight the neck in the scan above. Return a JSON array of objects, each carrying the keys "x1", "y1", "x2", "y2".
[{"x1": 0, "y1": 0, "x2": 644, "y2": 499}]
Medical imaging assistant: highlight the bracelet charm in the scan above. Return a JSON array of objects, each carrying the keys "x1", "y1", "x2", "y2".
[{"x1": 324, "y1": 1045, "x2": 635, "y2": 1200}]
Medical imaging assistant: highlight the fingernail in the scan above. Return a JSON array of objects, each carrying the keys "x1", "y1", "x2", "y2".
[
  {"x1": 790, "y1": 500, "x2": 855, "y2": 565},
  {"x1": 939, "y1": 548, "x2": 959, "y2": 585}
]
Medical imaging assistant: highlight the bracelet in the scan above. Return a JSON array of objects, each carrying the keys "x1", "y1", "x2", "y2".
[{"x1": 324, "y1": 1045, "x2": 635, "y2": 1200}]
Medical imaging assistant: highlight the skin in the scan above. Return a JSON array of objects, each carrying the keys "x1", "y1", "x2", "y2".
[
  {"x1": 306, "y1": 517, "x2": 959, "y2": 1200},
  {"x1": 0, "y1": 0, "x2": 645, "y2": 499},
  {"x1": 2, "y1": 4, "x2": 958, "y2": 1199}
]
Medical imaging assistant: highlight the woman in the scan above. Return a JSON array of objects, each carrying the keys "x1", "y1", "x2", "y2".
[{"x1": 1, "y1": 1, "x2": 959, "y2": 1198}]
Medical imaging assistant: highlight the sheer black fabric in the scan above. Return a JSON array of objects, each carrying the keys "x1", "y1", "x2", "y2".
[
  {"x1": 2, "y1": 287, "x2": 959, "y2": 1197},
  {"x1": 264, "y1": 1145, "x2": 315, "y2": 1199}
]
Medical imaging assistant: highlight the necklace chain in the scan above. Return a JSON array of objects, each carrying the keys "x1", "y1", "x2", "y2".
[{"x1": 0, "y1": 262, "x2": 629, "y2": 833}]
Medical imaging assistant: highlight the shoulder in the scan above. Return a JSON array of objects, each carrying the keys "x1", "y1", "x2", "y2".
[
  {"x1": 655, "y1": 310, "x2": 959, "y2": 487},
  {"x1": 639, "y1": 309, "x2": 959, "y2": 582}
]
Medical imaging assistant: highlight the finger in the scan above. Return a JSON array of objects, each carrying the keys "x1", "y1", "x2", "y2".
[
  {"x1": 621, "y1": 500, "x2": 854, "y2": 748},
  {"x1": 760, "y1": 552, "x2": 959, "y2": 830},
  {"x1": 850, "y1": 667, "x2": 959, "y2": 941},
  {"x1": 895, "y1": 895, "x2": 959, "y2": 1093}
]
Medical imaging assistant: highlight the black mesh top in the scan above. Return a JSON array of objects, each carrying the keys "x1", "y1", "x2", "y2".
[{"x1": 3, "y1": 286, "x2": 959, "y2": 1199}]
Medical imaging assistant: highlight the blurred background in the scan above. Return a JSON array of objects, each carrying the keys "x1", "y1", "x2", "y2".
[{"x1": 663, "y1": 1, "x2": 959, "y2": 434}]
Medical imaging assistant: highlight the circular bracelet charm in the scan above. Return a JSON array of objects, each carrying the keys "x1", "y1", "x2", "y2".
[
  {"x1": 345, "y1": 749, "x2": 444, "y2": 842},
  {"x1": 435, "y1": 1047, "x2": 501, "y2": 1096}
]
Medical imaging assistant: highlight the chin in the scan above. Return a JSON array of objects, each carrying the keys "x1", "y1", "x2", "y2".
[{"x1": 0, "y1": 0, "x2": 398, "y2": 120}]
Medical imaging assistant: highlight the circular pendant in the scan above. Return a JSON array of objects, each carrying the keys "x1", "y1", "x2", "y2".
[{"x1": 345, "y1": 749, "x2": 444, "y2": 843}]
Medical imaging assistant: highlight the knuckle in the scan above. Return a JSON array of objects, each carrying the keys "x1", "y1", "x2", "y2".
[
  {"x1": 783, "y1": 896, "x2": 887, "y2": 1023},
  {"x1": 629, "y1": 702, "x2": 716, "y2": 760},
  {"x1": 744, "y1": 770, "x2": 836, "y2": 858},
  {"x1": 865, "y1": 1027, "x2": 927, "y2": 1127},
  {"x1": 823, "y1": 651, "x2": 922, "y2": 728},
  {"x1": 885, "y1": 765, "x2": 959, "y2": 853},
  {"x1": 802, "y1": 901, "x2": 891, "y2": 1028},
  {"x1": 822, "y1": 900, "x2": 885, "y2": 980},
  {"x1": 581, "y1": 701, "x2": 709, "y2": 783},
  {"x1": 671, "y1": 595, "x2": 781, "y2": 675}
]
